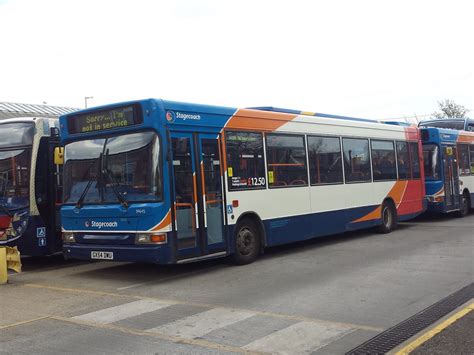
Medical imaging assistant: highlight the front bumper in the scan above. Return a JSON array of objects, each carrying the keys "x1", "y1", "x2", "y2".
[{"x1": 63, "y1": 243, "x2": 170, "y2": 264}]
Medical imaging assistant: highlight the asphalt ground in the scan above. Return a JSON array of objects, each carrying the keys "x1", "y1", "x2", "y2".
[
  {"x1": 1, "y1": 213, "x2": 473, "y2": 354},
  {"x1": 408, "y1": 302, "x2": 474, "y2": 355}
]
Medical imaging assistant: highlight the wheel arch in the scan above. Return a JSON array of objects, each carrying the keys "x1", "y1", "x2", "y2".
[
  {"x1": 235, "y1": 212, "x2": 267, "y2": 249},
  {"x1": 382, "y1": 197, "x2": 397, "y2": 215}
]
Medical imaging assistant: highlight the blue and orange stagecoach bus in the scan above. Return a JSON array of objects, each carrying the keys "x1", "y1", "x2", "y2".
[
  {"x1": 59, "y1": 99, "x2": 426, "y2": 265},
  {"x1": 421, "y1": 127, "x2": 474, "y2": 216}
]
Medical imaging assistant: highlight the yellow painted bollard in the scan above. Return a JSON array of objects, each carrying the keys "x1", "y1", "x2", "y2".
[
  {"x1": 0, "y1": 246, "x2": 21, "y2": 285},
  {"x1": 0, "y1": 247, "x2": 7, "y2": 285},
  {"x1": 6, "y1": 246, "x2": 21, "y2": 273}
]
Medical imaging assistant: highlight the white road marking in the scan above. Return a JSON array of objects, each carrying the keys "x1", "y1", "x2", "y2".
[
  {"x1": 147, "y1": 308, "x2": 255, "y2": 339},
  {"x1": 72, "y1": 299, "x2": 174, "y2": 324},
  {"x1": 116, "y1": 282, "x2": 150, "y2": 291},
  {"x1": 243, "y1": 321, "x2": 354, "y2": 354}
]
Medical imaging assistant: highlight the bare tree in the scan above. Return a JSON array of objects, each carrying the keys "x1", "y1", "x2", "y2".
[{"x1": 432, "y1": 99, "x2": 469, "y2": 119}]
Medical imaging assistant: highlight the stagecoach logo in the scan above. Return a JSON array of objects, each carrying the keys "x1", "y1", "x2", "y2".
[
  {"x1": 166, "y1": 111, "x2": 175, "y2": 123},
  {"x1": 166, "y1": 111, "x2": 201, "y2": 122},
  {"x1": 85, "y1": 220, "x2": 118, "y2": 229},
  {"x1": 177, "y1": 112, "x2": 201, "y2": 121}
]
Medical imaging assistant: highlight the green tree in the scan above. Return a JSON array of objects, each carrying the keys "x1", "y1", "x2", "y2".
[{"x1": 432, "y1": 99, "x2": 469, "y2": 119}]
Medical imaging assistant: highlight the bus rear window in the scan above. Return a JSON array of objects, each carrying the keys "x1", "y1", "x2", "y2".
[
  {"x1": 422, "y1": 144, "x2": 440, "y2": 180},
  {"x1": 225, "y1": 131, "x2": 266, "y2": 190}
]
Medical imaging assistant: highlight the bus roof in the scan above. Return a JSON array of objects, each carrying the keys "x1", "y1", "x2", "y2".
[
  {"x1": 418, "y1": 117, "x2": 473, "y2": 131},
  {"x1": 420, "y1": 126, "x2": 474, "y2": 144},
  {"x1": 60, "y1": 98, "x2": 419, "y2": 141},
  {"x1": 248, "y1": 106, "x2": 379, "y2": 123}
]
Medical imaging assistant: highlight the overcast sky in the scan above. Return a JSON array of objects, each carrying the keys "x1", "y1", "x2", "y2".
[{"x1": 1, "y1": 0, "x2": 472, "y2": 121}]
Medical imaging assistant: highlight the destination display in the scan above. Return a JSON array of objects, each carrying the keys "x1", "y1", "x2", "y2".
[{"x1": 67, "y1": 104, "x2": 142, "y2": 134}]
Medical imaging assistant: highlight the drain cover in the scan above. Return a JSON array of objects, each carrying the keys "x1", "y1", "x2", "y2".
[{"x1": 346, "y1": 282, "x2": 474, "y2": 354}]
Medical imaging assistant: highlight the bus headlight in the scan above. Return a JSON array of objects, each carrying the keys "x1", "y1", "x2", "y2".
[
  {"x1": 135, "y1": 233, "x2": 167, "y2": 244},
  {"x1": 62, "y1": 232, "x2": 76, "y2": 243}
]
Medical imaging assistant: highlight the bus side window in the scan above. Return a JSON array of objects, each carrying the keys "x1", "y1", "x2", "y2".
[
  {"x1": 307, "y1": 136, "x2": 343, "y2": 185},
  {"x1": 457, "y1": 144, "x2": 470, "y2": 176},
  {"x1": 371, "y1": 140, "x2": 396, "y2": 181},
  {"x1": 409, "y1": 142, "x2": 421, "y2": 179},
  {"x1": 396, "y1": 142, "x2": 411, "y2": 179},
  {"x1": 342, "y1": 138, "x2": 371, "y2": 183},
  {"x1": 470, "y1": 145, "x2": 474, "y2": 175},
  {"x1": 266, "y1": 134, "x2": 308, "y2": 187},
  {"x1": 225, "y1": 131, "x2": 265, "y2": 190}
]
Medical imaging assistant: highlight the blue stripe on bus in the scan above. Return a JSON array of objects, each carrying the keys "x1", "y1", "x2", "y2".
[{"x1": 62, "y1": 203, "x2": 425, "y2": 264}]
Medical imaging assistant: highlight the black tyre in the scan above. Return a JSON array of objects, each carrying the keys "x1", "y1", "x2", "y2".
[
  {"x1": 232, "y1": 218, "x2": 261, "y2": 265},
  {"x1": 377, "y1": 201, "x2": 397, "y2": 234},
  {"x1": 455, "y1": 192, "x2": 470, "y2": 218}
]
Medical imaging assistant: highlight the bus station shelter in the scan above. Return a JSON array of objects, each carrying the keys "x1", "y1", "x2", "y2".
[{"x1": 0, "y1": 102, "x2": 78, "y2": 120}]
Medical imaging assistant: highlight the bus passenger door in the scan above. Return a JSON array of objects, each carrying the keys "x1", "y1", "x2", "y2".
[
  {"x1": 442, "y1": 145, "x2": 460, "y2": 210},
  {"x1": 197, "y1": 134, "x2": 226, "y2": 254},
  {"x1": 170, "y1": 133, "x2": 200, "y2": 257},
  {"x1": 170, "y1": 132, "x2": 226, "y2": 260}
]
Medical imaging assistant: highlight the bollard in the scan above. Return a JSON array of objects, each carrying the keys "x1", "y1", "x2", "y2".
[
  {"x1": 0, "y1": 247, "x2": 7, "y2": 285},
  {"x1": 0, "y1": 246, "x2": 21, "y2": 285},
  {"x1": 6, "y1": 246, "x2": 21, "y2": 273}
]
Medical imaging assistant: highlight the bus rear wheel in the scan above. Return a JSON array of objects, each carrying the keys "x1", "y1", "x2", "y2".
[
  {"x1": 377, "y1": 201, "x2": 397, "y2": 234},
  {"x1": 455, "y1": 192, "x2": 470, "y2": 218},
  {"x1": 232, "y1": 218, "x2": 261, "y2": 265}
]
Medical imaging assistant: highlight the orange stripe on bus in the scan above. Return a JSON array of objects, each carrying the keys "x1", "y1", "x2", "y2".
[
  {"x1": 200, "y1": 161, "x2": 206, "y2": 197},
  {"x1": 388, "y1": 180, "x2": 408, "y2": 205},
  {"x1": 225, "y1": 109, "x2": 297, "y2": 131},
  {"x1": 193, "y1": 173, "x2": 198, "y2": 204},
  {"x1": 352, "y1": 181, "x2": 408, "y2": 223},
  {"x1": 457, "y1": 134, "x2": 474, "y2": 143},
  {"x1": 352, "y1": 206, "x2": 382, "y2": 223},
  {"x1": 151, "y1": 209, "x2": 172, "y2": 231}
]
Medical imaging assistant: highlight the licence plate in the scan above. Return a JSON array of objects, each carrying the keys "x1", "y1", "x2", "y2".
[{"x1": 91, "y1": 251, "x2": 114, "y2": 260}]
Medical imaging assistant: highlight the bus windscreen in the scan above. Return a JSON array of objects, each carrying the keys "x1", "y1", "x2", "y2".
[{"x1": 0, "y1": 122, "x2": 34, "y2": 149}]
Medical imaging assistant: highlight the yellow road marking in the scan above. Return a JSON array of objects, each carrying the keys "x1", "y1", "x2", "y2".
[
  {"x1": 25, "y1": 283, "x2": 383, "y2": 332},
  {"x1": 0, "y1": 316, "x2": 51, "y2": 330},
  {"x1": 395, "y1": 302, "x2": 474, "y2": 355},
  {"x1": 52, "y1": 315, "x2": 265, "y2": 355}
]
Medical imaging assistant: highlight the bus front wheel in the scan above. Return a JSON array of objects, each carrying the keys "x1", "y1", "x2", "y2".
[
  {"x1": 378, "y1": 201, "x2": 397, "y2": 234},
  {"x1": 232, "y1": 218, "x2": 261, "y2": 265}
]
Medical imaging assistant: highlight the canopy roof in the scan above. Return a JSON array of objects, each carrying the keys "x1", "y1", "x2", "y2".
[{"x1": 0, "y1": 102, "x2": 78, "y2": 119}]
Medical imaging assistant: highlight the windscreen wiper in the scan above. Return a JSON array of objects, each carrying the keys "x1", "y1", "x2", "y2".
[
  {"x1": 75, "y1": 156, "x2": 101, "y2": 209},
  {"x1": 75, "y1": 176, "x2": 96, "y2": 209},
  {"x1": 102, "y1": 148, "x2": 128, "y2": 209}
]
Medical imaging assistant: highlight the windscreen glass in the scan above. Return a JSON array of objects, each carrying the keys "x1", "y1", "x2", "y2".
[
  {"x1": 63, "y1": 131, "x2": 161, "y2": 204},
  {"x1": 0, "y1": 149, "x2": 31, "y2": 208},
  {"x1": 0, "y1": 122, "x2": 34, "y2": 149}
]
